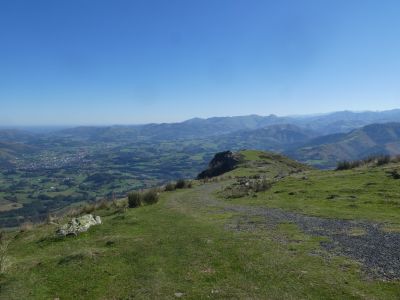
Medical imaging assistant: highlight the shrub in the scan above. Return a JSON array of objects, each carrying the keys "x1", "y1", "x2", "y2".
[
  {"x1": 142, "y1": 189, "x2": 159, "y2": 205},
  {"x1": 337, "y1": 154, "x2": 395, "y2": 171},
  {"x1": 164, "y1": 182, "x2": 175, "y2": 191},
  {"x1": 377, "y1": 155, "x2": 391, "y2": 166},
  {"x1": 128, "y1": 192, "x2": 142, "y2": 208},
  {"x1": 389, "y1": 170, "x2": 400, "y2": 179},
  {"x1": 336, "y1": 161, "x2": 352, "y2": 170},
  {"x1": 336, "y1": 159, "x2": 367, "y2": 170},
  {"x1": 175, "y1": 179, "x2": 186, "y2": 189}
]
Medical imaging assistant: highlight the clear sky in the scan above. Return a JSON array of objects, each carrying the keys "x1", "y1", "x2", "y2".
[{"x1": 1, "y1": 0, "x2": 400, "y2": 125}]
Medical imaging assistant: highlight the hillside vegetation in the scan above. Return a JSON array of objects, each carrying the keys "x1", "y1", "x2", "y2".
[
  {"x1": 1, "y1": 150, "x2": 400, "y2": 299},
  {"x1": 290, "y1": 123, "x2": 400, "y2": 168}
]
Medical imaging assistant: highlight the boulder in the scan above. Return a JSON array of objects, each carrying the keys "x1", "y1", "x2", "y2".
[
  {"x1": 197, "y1": 151, "x2": 243, "y2": 179},
  {"x1": 56, "y1": 214, "x2": 102, "y2": 237}
]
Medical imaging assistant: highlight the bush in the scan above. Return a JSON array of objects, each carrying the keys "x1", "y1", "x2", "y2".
[
  {"x1": 337, "y1": 154, "x2": 395, "y2": 171},
  {"x1": 164, "y1": 182, "x2": 175, "y2": 191},
  {"x1": 336, "y1": 161, "x2": 353, "y2": 170},
  {"x1": 175, "y1": 179, "x2": 186, "y2": 189},
  {"x1": 128, "y1": 189, "x2": 160, "y2": 208},
  {"x1": 377, "y1": 155, "x2": 391, "y2": 166},
  {"x1": 389, "y1": 170, "x2": 400, "y2": 179},
  {"x1": 142, "y1": 189, "x2": 159, "y2": 205},
  {"x1": 128, "y1": 192, "x2": 142, "y2": 208}
]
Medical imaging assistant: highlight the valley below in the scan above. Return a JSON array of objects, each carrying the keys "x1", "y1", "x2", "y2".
[
  {"x1": 1, "y1": 111, "x2": 400, "y2": 228},
  {"x1": 2, "y1": 111, "x2": 400, "y2": 228}
]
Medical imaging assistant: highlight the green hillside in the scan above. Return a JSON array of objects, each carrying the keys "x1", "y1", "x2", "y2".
[
  {"x1": 1, "y1": 150, "x2": 400, "y2": 299},
  {"x1": 289, "y1": 123, "x2": 400, "y2": 168},
  {"x1": 0, "y1": 142, "x2": 37, "y2": 168}
]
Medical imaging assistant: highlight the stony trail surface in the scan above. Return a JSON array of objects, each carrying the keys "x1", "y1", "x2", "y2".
[{"x1": 167, "y1": 182, "x2": 400, "y2": 280}]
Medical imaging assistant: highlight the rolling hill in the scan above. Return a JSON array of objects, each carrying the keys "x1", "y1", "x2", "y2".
[
  {"x1": 47, "y1": 109, "x2": 400, "y2": 142},
  {"x1": 0, "y1": 142, "x2": 37, "y2": 168},
  {"x1": 288, "y1": 122, "x2": 400, "y2": 168},
  {"x1": 211, "y1": 124, "x2": 318, "y2": 152}
]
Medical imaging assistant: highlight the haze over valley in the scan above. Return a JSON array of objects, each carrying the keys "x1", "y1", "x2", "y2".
[{"x1": 2, "y1": 1, "x2": 400, "y2": 298}]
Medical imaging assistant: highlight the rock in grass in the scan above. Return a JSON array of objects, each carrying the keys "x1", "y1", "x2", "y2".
[
  {"x1": 174, "y1": 292, "x2": 184, "y2": 298},
  {"x1": 56, "y1": 214, "x2": 102, "y2": 237}
]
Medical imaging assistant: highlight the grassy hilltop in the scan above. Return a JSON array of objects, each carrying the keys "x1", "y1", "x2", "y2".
[{"x1": 1, "y1": 150, "x2": 400, "y2": 299}]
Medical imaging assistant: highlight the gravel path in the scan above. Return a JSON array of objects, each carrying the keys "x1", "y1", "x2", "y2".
[{"x1": 171, "y1": 183, "x2": 400, "y2": 280}]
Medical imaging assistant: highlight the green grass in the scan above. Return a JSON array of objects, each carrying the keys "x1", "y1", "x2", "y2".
[
  {"x1": 226, "y1": 163, "x2": 400, "y2": 225},
  {"x1": 228, "y1": 150, "x2": 311, "y2": 178},
  {"x1": 1, "y1": 184, "x2": 400, "y2": 299},
  {"x1": 240, "y1": 149, "x2": 265, "y2": 161},
  {"x1": 2, "y1": 150, "x2": 400, "y2": 299}
]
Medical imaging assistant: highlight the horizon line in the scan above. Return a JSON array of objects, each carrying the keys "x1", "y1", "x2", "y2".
[{"x1": 1, "y1": 108, "x2": 399, "y2": 129}]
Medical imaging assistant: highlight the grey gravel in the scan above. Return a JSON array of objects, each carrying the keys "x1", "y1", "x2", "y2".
[
  {"x1": 183, "y1": 183, "x2": 400, "y2": 280},
  {"x1": 227, "y1": 206, "x2": 400, "y2": 280}
]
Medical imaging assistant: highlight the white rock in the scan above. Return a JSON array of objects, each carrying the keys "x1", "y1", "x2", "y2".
[{"x1": 56, "y1": 214, "x2": 102, "y2": 237}]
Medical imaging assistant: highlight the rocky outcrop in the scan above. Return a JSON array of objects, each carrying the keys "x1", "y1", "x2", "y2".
[
  {"x1": 197, "y1": 151, "x2": 242, "y2": 179},
  {"x1": 56, "y1": 214, "x2": 102, "y2": 237}
]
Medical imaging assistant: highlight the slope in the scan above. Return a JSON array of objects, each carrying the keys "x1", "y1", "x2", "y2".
[
  {"x1": 2, "y1": 150, "x2": 400, "y2": 299},
  {"x1": 288, "y1": 122, "x2": 400, "y2": 168}
]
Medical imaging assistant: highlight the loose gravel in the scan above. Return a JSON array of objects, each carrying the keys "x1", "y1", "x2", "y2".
[{"x1": 181, "y1": 183, "x2": 400, "y2": 280}]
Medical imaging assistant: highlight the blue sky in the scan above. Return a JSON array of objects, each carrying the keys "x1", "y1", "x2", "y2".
[{"x1": 1, "y1": 0, "x2": 400, "y2": 125}]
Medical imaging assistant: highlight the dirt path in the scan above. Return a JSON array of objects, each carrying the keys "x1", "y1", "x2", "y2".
[{"x1": 167, "y1": 183, "x2": 400, "y2": 280}]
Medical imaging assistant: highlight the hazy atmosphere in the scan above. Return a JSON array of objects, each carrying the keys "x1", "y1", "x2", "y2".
[
  {"x1": 1, "y1": 0, "x2": 400, "y2": 125},
  {"x1": 2, "y1": 2, "x2": 400, "y2": 299}
]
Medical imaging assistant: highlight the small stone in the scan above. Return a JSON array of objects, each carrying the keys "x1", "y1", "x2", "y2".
[{"x1": 174, "y1": 292, "x2": 184, "y2": 298}]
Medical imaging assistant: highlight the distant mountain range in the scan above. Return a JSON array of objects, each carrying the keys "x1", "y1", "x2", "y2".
[
  {"x1": 208, "y1": 124, "x2": 318, "y2": 153},
  {"x1": 1, "y1": 109, "x2": 400, "y2": 169},
  {"x1": 53, "y1": 109, "x2": 400, "y2": 141},
  {"x1": 1, "y1": 110, "x2": 400, "y2": 227},
  {"x1": 287, "y1": 122, "x2": 400, "y2": 168}
]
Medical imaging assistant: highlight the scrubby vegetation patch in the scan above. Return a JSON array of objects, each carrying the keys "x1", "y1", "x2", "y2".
[
  {"x1": 336, "y1": 154, "x2": 398, "y2": 170},
  {"x1": 222, "y1": 176, "x2": 273, "y2": 199},
  {"x1": 128, "y1": 189, "x2": 159, "y2": 208}
]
